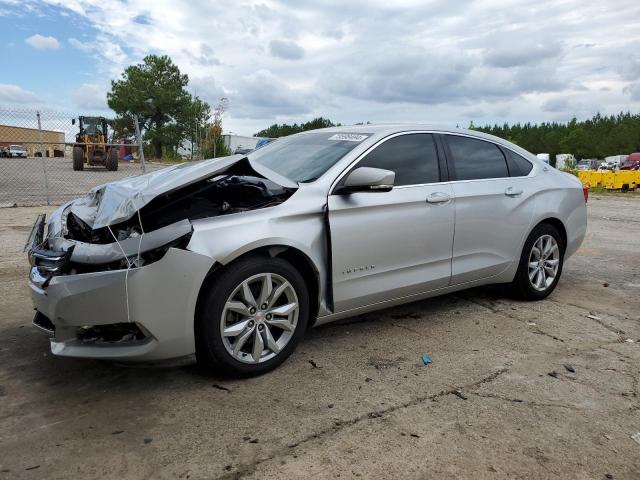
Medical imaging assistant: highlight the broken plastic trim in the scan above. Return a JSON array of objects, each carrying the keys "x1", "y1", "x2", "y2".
[
  {"x1": 76, "y1": 322, "x2": 148, "y2": 345},
  {"x1": 24, "y1": 213, "x2": 46, "y2": 253},
  {"x1": 33, "y1": 311, "x2": 55, "y2": 336},
  {"x1": 63, "y1": 219, "x2": 192, "y2": 265},
  {"x1": 30, "y1": 220, "x2": 192, "y2": 280}
]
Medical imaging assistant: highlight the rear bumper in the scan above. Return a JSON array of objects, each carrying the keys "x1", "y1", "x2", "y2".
[
  {"x1": 29, "y1": 248, "x2": 214, "y2": 362},
  {"x1": 564, "y1": 198, "x2": 587, "y2": 260}
]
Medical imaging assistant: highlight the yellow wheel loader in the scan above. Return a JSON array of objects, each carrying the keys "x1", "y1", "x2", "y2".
[{"x1": 72, "y1": 116, "x2": 118, "y2": 171}]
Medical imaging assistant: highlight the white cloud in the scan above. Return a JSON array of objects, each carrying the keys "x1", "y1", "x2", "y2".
[
  {"x1": 624, "y1": 82, "x2": 640, "y2": 101},
  {"x1": 0, "y1": 83, "x2": 40, "y2": 104},
  {"x1": 230, "y1": 70, "x2": 312, "y2": 119},
  {"x1": 25, "y1": 33, "x2": 60, "y2": 50},
  {"x1": 269, "y1": 40, "x2": 305, "y2": 60},
  {"x1": 72, "y1": 83, "x2": 108, "y2": 110},
  {"x1": 16, "y1": 0, "x2": 640, "y2": 134},
  {"x1": 68, "y1": 37, "x2": 92, "y2": 53}
]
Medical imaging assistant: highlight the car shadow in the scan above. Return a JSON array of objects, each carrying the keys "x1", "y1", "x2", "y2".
[{"x1": 0, "y1": 284, "x2": 518, "y2": 394}]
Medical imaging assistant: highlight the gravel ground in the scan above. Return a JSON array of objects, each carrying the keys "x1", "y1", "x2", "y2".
[
  {"x1": 0, "y1": 157, "x2": 165, "y2": 207},
  {"x1": 0, "y1": 195, "x2": 639, "y2": 479}
]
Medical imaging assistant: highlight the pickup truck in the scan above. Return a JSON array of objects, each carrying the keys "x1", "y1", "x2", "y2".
[
  {"x1": 619, "y1": 152, "x2": 640, "y2": 170},
  {"x1": 6, "y1": 145, "x2": 28, "y2": 158}
]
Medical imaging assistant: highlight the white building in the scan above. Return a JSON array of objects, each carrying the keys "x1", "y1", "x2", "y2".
[
  {"x1": 555, "y1": 153, "x2": 576, "y2": 170},
  {"x1": 223, "y1": 134, "x2": 268, "y2": 154},
  {"x1": 536, "y1": 153, "x2": 550, "y2": 164}
]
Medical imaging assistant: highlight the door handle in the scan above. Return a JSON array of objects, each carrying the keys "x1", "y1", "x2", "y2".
[
  {"x1": 505, "y1": 187, "x2": 523, "y2": 197},
  {"x1": 426, "y1": 192, "x2": 451, "y2": 204}
]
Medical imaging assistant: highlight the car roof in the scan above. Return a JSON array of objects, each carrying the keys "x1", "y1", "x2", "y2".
[
  {"x1": 300, "y1": 124, "x2": 537, "y2": 160},
  {"x1": 310, "y1": 123, "x2": 468, "y2": 135}
]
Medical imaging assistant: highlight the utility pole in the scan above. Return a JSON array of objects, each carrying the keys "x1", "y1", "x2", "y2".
[
  {"x1": 36, "y1": 111, "x2": 50, "y2": 205},
  {"x1": 133, "y1": 113, "x2": 147, "y2": 174}
]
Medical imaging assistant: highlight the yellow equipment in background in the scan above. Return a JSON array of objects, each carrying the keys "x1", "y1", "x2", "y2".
[
  {"x1": 72, "y1": 116, "x2": 118, "y2": 171},
  {"x1": 576, "y1": 170, "x2": 639, "y2": 191}
]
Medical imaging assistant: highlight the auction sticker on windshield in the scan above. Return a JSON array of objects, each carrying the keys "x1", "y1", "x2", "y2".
[{"x1": 328, "y1": 133, "x2": 369, "y2": 142}]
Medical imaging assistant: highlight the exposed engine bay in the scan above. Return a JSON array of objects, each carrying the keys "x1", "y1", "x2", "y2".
[
  {"x1": 27, "y1": 158, "x2": 296, "y2": 280},
  {"x1": 66, "y1": 172, "x2": 293, "y2": 244}
]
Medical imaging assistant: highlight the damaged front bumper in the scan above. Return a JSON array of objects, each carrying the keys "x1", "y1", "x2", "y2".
[
  {"x1": 27, "y1": 212, "x2": 214, "y2": 362},
  {"x1": 29, "y1": 247, "x2": 213, "y2": 361},
  {"x1": 25, "y1": 156, "x2": 297, "y2": 363}
]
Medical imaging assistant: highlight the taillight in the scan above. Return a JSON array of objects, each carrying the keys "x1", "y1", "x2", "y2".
[{"x1": 582, "y1": 185, "x2": 589, "y2": 203}]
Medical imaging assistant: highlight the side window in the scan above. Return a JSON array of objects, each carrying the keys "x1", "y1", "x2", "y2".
[
  {"x1": 357, "y1": 134, "x2": 440, "y2": 186},
  {"x1": 446, "y1": 135, "x2": 509, "y2": 180},
  {"x1": 504, "y1": 149, "x2": 533, "y2": 176}
]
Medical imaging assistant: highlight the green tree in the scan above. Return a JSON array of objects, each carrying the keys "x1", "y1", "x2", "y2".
[
  {"x1": 254, "y1": 117, "x2": 339, "y2": 138},
  {"x1": 184, "y1": 96, "x2": 211, "y2": 160},
  {"x1": 201, "y1": 98, "x2": 231, "y2": 159},
  {"x1": 471, "y1": 112, "x2": 640, "y2": 163},
  {"x1": 107, "y1": 55, "x2": 209, "y2": 158}
]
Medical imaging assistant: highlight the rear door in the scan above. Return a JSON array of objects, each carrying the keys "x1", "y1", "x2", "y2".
[
  {"x1": 443, "y1": 134, "x2": 536, "y2": 284},
  {"x1": 328, "y1": 133, "x2": 455, "y2": 312}
]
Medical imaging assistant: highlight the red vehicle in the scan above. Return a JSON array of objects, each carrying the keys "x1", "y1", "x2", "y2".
[{"x1": 620, "y1": 152, "x2": 640, "y2": 170}]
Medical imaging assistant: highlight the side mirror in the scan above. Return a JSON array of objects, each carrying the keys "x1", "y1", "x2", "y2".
[{"x1": 337, "y1": 167, "x2": 395, "y2": 194}]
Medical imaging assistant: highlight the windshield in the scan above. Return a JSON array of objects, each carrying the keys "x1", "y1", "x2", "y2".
[
  {"x1": 82, "y1": 118, "x2": 104, "y2": 135},
  {"x1": 248, "y1": 132, "x2": 371, "y2": 182}
]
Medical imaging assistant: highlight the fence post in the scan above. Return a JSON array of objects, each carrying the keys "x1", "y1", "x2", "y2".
[
  {"x1": 36, "y1": 111, "x2": 51, "y2": 205},
  {"x1": 133, "y1": 114, "x2": 146, "y2": 174}
]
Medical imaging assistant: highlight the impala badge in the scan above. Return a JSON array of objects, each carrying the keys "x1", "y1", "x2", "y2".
[{"x1": 342, "y1": 265, "x2": 375, "y2": 275}]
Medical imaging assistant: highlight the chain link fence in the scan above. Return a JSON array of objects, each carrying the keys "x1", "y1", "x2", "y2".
[{"x1": 0, "y1": 107, "x2": 165, "y2": 207}]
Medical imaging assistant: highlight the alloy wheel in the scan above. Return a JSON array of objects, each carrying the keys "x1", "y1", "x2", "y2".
[
  {"x1": 220, "y1": 272, "x2": 299, "y2": 364},
  {"x1": 527, "y1": 234, "x2": 560, "y2": 291}
]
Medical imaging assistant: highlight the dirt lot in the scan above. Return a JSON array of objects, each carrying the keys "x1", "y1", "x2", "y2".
[
  {"x1": 0, "y1": 195, "x2": 639, "y2": 479},
  {"x1": 0, "y1": 157, "x2": 164, "y2": 207}
]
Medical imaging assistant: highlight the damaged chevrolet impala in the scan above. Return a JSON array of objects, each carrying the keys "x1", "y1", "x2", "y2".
[{"x1": 27, "y1": 126, "x2": 587, "y2": 375}]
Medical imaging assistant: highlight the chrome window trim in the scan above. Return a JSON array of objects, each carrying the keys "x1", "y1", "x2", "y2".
[{"x1": 329, "y1": 130, "x2": 537, "y2": 194}]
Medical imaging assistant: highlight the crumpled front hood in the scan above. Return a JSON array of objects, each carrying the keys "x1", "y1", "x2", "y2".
[{"x1": 68, "y1": 155, "x2": 296, "y2": 229}]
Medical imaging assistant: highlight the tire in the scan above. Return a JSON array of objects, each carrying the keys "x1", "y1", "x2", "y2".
[
  {"x1": 510, "y1": 223, "x2": 564, "y2": 300},
  {"x1": 105, "y1": 148, "x2": 118, "y2": 171},
  {"x1": 72, "y1": 146, "x2": 84, "y2": 171},
  {"x1": 196, "y1": 256, "x2": 310, "y2": 376}
]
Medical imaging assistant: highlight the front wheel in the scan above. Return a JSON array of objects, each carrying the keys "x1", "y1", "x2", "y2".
[
  {"x1": 72, "y1": 146, "x2": 84, "y2": 171},
  {"x1": 196, "y1": 256, "x2": 309, "y2": 376},
  {"x1": 105, "y1": 148, "x2": 118, "y2": 171},
  {"x1": 510, "y1": 223, "x2": 564, "y2": 300}
]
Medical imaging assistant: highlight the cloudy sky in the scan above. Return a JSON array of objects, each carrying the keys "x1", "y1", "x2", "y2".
[{"x1": 1, "y1": 0, "x2": 639, "y2": 135}]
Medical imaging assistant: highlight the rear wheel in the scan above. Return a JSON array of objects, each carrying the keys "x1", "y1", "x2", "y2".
[
  {"x1": 72, "y1": 146, "x2": 84, "y2": 171},
  {"x1": 511, "y1": 223, "x2": 564, "y2": 300},
  {"x1": 105, "y1": 148, "x2": 118, "y2": 171},
  {"x1": 196, "y1": 256, "x2": 309, "y2": 376}
]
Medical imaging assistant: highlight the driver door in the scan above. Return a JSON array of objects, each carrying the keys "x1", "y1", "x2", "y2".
[{"x1": 328, "y1": 133, "x2": 455, "y2": 312}]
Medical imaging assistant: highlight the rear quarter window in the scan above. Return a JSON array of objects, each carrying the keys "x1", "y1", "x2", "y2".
[{"x1": 504, "y1": 149, "x2": 533, "y2": 176}]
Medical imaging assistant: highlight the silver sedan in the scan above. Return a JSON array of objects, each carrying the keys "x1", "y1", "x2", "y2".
[{"x1": 27, "y1": 125, "x2": 587, "y2": 375}]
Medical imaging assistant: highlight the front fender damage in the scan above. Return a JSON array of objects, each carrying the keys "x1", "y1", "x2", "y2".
[
  {"x1": 33, "y1": 156, "x2": 297, "y2": 277},
  {"x1": 51, "y1": 219, "x2": 192, "y2": 265}
]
